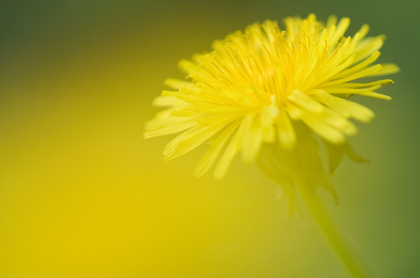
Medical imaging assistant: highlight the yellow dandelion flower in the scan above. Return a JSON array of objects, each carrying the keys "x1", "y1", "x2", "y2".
[
  {"x1": 144, "y1": 14, "x2": 398, "y2": 277},
  {"x1": 144, "y1": 14, "x2": 398, "y2": 180}
]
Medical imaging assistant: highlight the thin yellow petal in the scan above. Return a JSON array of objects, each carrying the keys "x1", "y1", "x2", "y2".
[
  {"x1": 333, "y1": 51, "x2": 381, "y2": 80},
  {"x1": 242, "y1": 113, "x2": 264, "y2": 163},
  {"x1": 310, "y1": 89, "x2": 375, "y2": 122},
  {"x1": 163, "y1": 120, "x2": 230, "y2": 162},
  {"x1": 277, "y1": 109, "x2": 296, "y2": 150},
  {"x1": 164, "y1": 78, "x2": 194, "y2": 90},
  {"x1": 144, "y1": 116, "x2": 196, "y2": 138},
  {"x1": 299, "y1": 111, "x2": 346, "y2": 144},
  {"x1": 194, "y1": 122, "x2": 239, "y2": 177},
  {"x1": 326, "y1": 15, "x2": 337, "y2": 28},
  {"x1": 328, "y1": 17, "x2": 350, "y2": 45},
  {"x1": 152, "y1": 96, "x2": 186, "y2": 107},
  {"x1": 323, "y1": 64, "x2": 382, "y2": 86},
  {"x1": 353, "y1": 35, "x2": 385, "y2": 64},
  {"x1": 214, "y1": 120, "x2": 246, "y2": 179},
  {"x1": 289, "y1": 90, "x2": 325, "y2": 113},
  {"x1": 370, "y1": 64, "x2": 401, "y2": 76},
  {"x1": 329, "y1": 79, "x2": 394, "y2": 89}
]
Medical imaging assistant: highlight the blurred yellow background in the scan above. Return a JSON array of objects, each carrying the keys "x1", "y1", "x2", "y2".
[{"x1": 0, "y1": 0, "x2": 418, "y2": 277}]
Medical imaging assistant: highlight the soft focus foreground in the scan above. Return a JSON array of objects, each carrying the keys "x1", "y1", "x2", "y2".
[{"x1": 0, "y1": 1, "x2": 419, "y2": 278}]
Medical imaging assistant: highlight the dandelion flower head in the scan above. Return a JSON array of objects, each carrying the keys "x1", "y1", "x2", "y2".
[{"x1": 145, "y1": 14, "x2": 399, "y2": 180}]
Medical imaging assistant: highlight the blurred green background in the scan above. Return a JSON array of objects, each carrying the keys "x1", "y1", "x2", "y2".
[{"x1": 0, "y1": 0, "x2": 418, "y2": 277}]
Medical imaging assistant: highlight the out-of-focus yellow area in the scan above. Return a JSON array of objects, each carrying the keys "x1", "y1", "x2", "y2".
[{"x1": 0, "y1": 1, "x2": 419, "y2": 277}]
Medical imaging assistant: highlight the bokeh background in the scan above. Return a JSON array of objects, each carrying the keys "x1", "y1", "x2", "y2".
[{"x1": 0, "y1": 0, "x2": 418, "y2": 277}]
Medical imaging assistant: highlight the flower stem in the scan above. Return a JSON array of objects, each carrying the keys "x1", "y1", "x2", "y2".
[{"x1": 298, "y1": 183, "x2": 373, "y2": 278}]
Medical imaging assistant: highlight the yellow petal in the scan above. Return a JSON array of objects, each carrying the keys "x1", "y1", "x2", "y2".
[
  {"x1": 327, "y1": 17, "x2": 350, "y2": 45},
  {"x1": 144, "y1": 116, "x2": 196, "y2": 139},
  {"x1": 214, "y1": 120, "x2": 246, "y2": 179},
  {"x1": 164, "y1": 78, "x2": 194, "y2": 90},
  {"x1": 353, "y1": 35, "x2": 385, "y2": 64},
  {"x1": 163, "y1": 119, "x2": 230, "y2": 162},
  {"x1": 299, "y1": 111, "x2": 346, "y2": 144},
  {"x1": 323, "y1": 64, "x2": 382, "y2": 86},
  {"x1": 310, "y1": 89, "x2": 375, "y2": 122},
  {"x1": 242, "y1": 113, "x2": 264, "y2": 163},
  {"x1": 152, "y1": 96, "x2": 186, "y2": 107},
  {"x1": 277, "y1": 109, "x2": 296, "y2": 150},
  {"x1": 333, "y1": 51, "x2": 381, "y2": 80},
  {"x1": 194, "y1": 122, "x2": 239, "y2": 177},
  {"x1": 370, "y1": 64, "x2": 401, "y2": 76}
]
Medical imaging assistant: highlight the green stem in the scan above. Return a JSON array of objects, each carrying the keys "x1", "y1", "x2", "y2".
[{"x1": 298, "y1": 183, "x2": 373, "y2": 278}]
